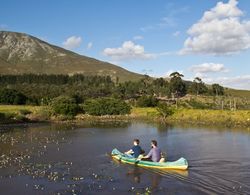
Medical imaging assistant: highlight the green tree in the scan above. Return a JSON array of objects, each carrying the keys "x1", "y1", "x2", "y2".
[
  {"x1": 83, "y1": 98, "x2": 131, "y2": 116},
  {"x1": 151, "y1": 78, "x2": 170, "y2": 97},
  {"x1": 189, "y1": 77, "x2": 208, "y2": 95},
  {"x1": 137, "y1": 95, "x2": 158, "y2": 107},
  {"x1": 157, "y1": 103, "x2": 175, "y2": 118},
  {"x1": 211, "y1": 84, "x2": 224, "y2": 96},
  {"x1": 51, "y1": 96, "x2": 80, "y2": 117},
  {"x1": 169, "y1": 72, "x2": 186, "y2": 97},
  {"x1": 0, "y1": 88, "x2": 27, "y2": 105}
]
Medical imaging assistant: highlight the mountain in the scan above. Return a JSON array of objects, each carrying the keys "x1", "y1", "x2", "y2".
[{"x1": 0, "y1": 31, "x2": 143, "y2": 82}]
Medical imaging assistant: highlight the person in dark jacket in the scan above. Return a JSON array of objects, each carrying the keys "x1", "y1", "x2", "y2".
[{"x1": 125, "y1": 139, "x2": 143, "y2": 158}]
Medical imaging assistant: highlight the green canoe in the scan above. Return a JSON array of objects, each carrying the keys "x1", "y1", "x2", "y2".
[{"x1": 111, "y1": 148, "x2": 188, "y2": 170}]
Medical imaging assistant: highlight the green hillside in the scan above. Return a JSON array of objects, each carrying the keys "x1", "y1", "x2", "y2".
[
  {"x1": 0, "y1": 31, "x2": 143, "y2": 82},
  {"x1": 225, "y1": 88, "x2": 250, "y2": 99}
]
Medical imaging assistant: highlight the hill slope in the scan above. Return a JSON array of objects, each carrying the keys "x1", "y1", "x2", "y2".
[
  {"x1": 225, "y1": 88, "x2": 250, "y2": 99},
  {"x1": 0, "y1": 31, "x2": 143, "y2": 82}
]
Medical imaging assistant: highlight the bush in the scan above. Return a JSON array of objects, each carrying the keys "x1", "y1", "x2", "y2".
[
  {"x1": 0, "y1": 112, "x2": 28, "y2": 123},
  {"x1": 0, "y1": 88, "x2": 27, "y2": 105},
  {"x1": 157, "y1": 103, "x2": 175, "y2": 118},
  {"x1": 51, "y1": 96, "x2": 80, "y2": 117},
  {"x1": 14, "y1": 114, "x2": 29, "y2": 122},
  {"x1": 82, "y1": 98, "x2": 131, "y2": 116},
  {"x1": 19, "y1": 109, "x2": 32, "y2": 115},
  {"x1": 137, "y1": 95, "x2": 158, "y2": 107},
  {"x1": 29, "y1": 107, "x2": 52, "y2": 121}
]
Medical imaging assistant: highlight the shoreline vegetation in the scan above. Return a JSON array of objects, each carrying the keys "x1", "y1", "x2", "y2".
[
  {"x1": 0, "y1": 105, "x2": 249, "y2": 128},
  {"x1": 0, "y1": 73, "x2": 249, "y2": 128}
]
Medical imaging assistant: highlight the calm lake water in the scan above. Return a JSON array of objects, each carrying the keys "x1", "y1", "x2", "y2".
[{"x1": 0, "y1": 121, "x2": 250, "y2": 194}]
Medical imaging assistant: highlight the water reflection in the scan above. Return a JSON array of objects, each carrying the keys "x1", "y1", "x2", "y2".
[
  {"x1": 127, "y1": 167, "x2": 162, "y2": 190},
  {"x1": 115, "y1": 156, "x2": 189, "y2": 192},
  {"x1": 127, "y1": 167, "x2": 143, "y2": 183}
]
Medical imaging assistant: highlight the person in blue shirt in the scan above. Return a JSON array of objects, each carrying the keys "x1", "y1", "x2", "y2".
[{"x1": 125, "y1": 139, "x2": 144, "y2": 158}]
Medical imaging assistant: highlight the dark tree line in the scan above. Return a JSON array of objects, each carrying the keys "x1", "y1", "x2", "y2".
[
  {"x1": 0, "y1": 74, "x2": 113, "y2": 85},
  {"x1": 0, "y1": 73, "x2": 224, "y2": 105}
]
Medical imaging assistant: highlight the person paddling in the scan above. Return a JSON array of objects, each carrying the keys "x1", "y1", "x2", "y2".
[
  {"x1": 141, "y1": 140, "x2": 164, "y2": 162},
  {"x1": 125, "y1": 139, "x2": 143, "y2": 158}
]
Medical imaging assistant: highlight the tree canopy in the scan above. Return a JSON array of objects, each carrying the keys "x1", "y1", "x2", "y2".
[{"x1": 0, "y1": 73, "x2": 225, "y2": 107}]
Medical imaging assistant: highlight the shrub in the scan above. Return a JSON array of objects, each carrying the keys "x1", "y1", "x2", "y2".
[
  {"x1": 157, "y1": 103, "x2": 175, "y2": 118},
  {"x1": 0, "y1": 89, "x2": 27, "y2": 105},
  {"x1": 14, "y1": 114, "x2": 29, "y2": 122},
  {"x1": 0, "y1": 112, "x2": 26, "y2": 123},
  {"x1": 29, "y1": 107, "x2": 52, "y2": 121},
  {"x1": 51, "y1": 96, "x2": 80, "y2": 117},
  {"x1": 19, "y1": 109, "x2": 32, "y2": 115},
  {"x1": 137, "y1": 95, "x2": 158, "y2": 107},
  {"x1": 83, "y1": 98, "x2": 131, "y2": 116}
]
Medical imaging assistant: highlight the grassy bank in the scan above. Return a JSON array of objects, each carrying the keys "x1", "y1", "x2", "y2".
[
  {"x1": 130, "y1": 107, "x2": 250, "y2": 127},
  {"x1": 0, "y1": 105, "x2": 51, "y2": 124},
  {"x1": 67, "y1": 107, "x2": 250, "y2": 128},
  {"x1": 0, "y1": 105, "x2": 249, "y2": 127},
  {"x1": 0, "y1": 105, "x2": 41, "y2": 113},
  {"x1": 169, "y1": 108, "x2": 250, "y2": 127}
]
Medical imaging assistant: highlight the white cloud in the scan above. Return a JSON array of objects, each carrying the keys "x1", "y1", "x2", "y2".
[
  {"x1": 133, "y1": 35, "x2": 144, "y2": 40},
  {"x1": 190, "y1": 63, "x2": 228, "y2": 73},
  {"x1": 103, "y1": 41, "x2": 154, "y2": 61},
  {"x1": 181, "y1": 0, "x2": 250, "y2": 55},
  {"x1": 201, "y1": 0, "x2": 242, "y2": 21},
  {"x1": 103, "y1": 41, "x2": 173, "y2": 61},
  {"x1": 87, "y1": 42, "x2": 93, "y2": 50},
  {"x1": 203, "y1": 75, "x2": 250, "y2": 90},
  {"x1": 63, "y1": 36, "x2": 82, "y2": 50}
]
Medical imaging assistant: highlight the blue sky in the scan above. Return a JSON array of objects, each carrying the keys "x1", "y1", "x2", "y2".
[{"x1": 1, "y1": 0, "x2": 250, "y2": 89}]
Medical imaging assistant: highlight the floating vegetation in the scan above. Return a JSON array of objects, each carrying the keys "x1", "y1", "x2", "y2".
[
  {"x1": 0, "y1": 125, "x2": 123, "y2": 194},
  {"x1": 33, "y1": 184, "x2": 45, "y2": 191}
]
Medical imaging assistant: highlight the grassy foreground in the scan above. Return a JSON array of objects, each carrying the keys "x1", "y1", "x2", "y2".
[{"x1": 0, "y1": 105, "x2": 249, "y2": 127}]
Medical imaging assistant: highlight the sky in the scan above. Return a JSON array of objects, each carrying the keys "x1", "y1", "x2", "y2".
[{"x1": 1, "y1": 0, "x2": 250, "y2": 90}]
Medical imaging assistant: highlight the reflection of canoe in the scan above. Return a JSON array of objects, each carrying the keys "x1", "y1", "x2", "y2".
[{"x1": 111, "y1": 148, "x2": 188, "y2": 170}]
